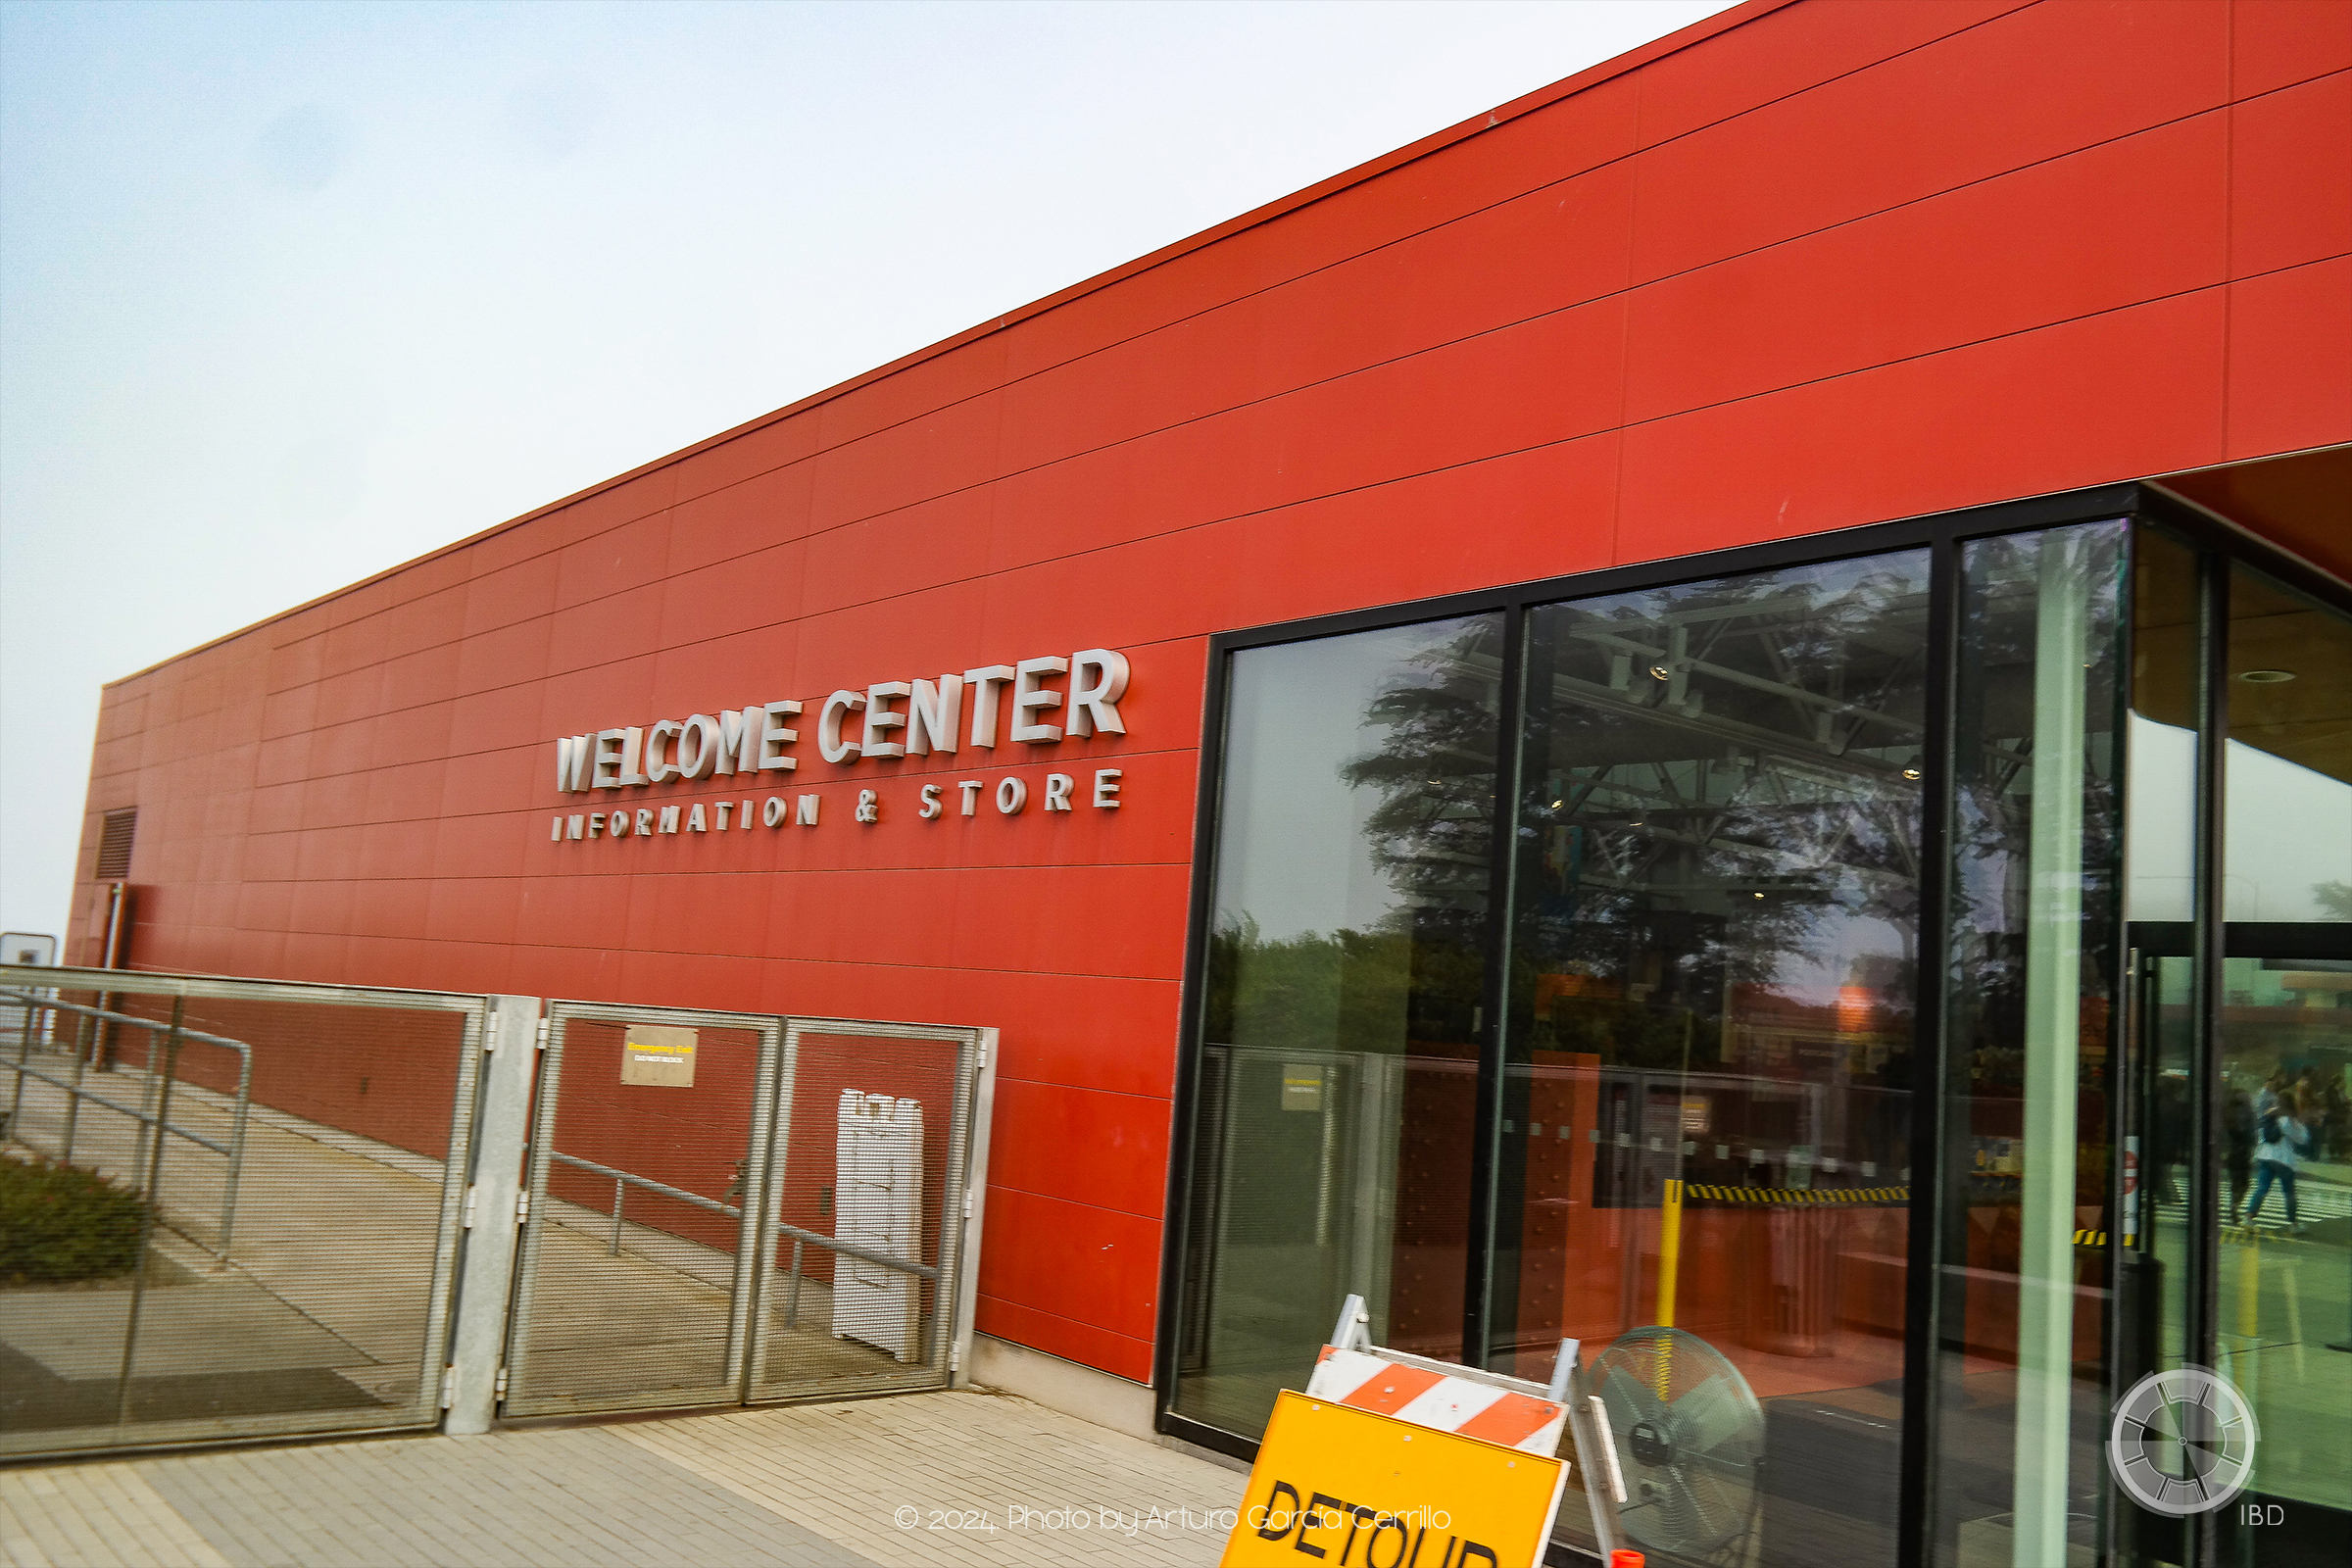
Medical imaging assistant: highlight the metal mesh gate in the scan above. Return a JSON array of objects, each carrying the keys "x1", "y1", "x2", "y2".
[
  {"x1": 501, "y1": 1004, "x2": 990, "y2": 1419},
  {"x1": 749, "y1": 1021, "x2": 985, "y2": 1402},
  {"x1": 502, "y1": 1002, "x2": 779, "y2": 1417},
  {"x1": 1, "y1": 966, "x2": 486, "y2": 1458}
]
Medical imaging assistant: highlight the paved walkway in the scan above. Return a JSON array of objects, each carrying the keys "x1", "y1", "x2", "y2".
[{"x1": 0, "y1": 1390, "x2": 1246, "y2": 1568}]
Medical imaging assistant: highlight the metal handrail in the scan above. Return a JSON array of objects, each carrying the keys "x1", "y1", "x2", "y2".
[
  {"x1": 774, "y1": 1217, "x2": 938, "y2": 1281},
  {"x1": 546, "y1": 1148, "x2": 936, "y2": 1281},
  {"x1": 3, "y1": 988, "x2": 252, "y2": 1257}
]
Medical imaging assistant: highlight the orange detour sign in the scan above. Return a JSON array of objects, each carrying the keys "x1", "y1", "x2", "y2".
[{"x1": 1220, "y1": 1391, "x2": 1566, "y2": 1568}]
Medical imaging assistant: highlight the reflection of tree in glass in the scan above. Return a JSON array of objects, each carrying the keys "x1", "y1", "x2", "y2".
[
  {"x1": 1335, "y1": 621, "x2": 1501, "y2": 917},
  {"x1": 1207, "y1": 620, "x2": 1499, "y2": 1056},
  {"x1": 1204, "y1": 914, "x2": 1487, "y2": 1055},
  {"x1": 1512, "y1": 560, "x2": 1932, "y2": 1074},
  {"x1": 1947, "y1": 528, "x2": 2124, "y2": 1097}
]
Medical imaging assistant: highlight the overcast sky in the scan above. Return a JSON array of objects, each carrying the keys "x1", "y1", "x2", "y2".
[{"x1": 0, "y1": 0, "x2": 1737, "y2": 946}]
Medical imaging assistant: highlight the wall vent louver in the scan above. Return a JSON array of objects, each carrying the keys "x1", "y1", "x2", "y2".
[{"x1": 94, "y1": 808, "x2": 136, "y2": 879}]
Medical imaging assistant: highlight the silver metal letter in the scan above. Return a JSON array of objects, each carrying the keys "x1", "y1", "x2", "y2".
[
  {"x1": 1093, "y1": 768, "x2": 1122, "y2": 808},
  {"x1": 918, "y1": 783, "x2": 943, "y2": 819},
  {"x1": 557, "y1": 734, "x2": 593, "y2": 792},
  {"x1": 645, "y1": 719, "x2": 683, "y2": 784},
  {"x1": 760, "y1": 701, "x2": 801, "y2": 771},
  {"x1": 678, "y1": 714, "x2": 723, "y2": 780},
  {"x1": 957, "y1": 780, "x2": 983, "y2": 815},
  {"x1": 862, "y1": 682, "x2": 910, "y2": 759},
  {"x1": 1042, "y1": 773, "x2": 1074, "y2": 810},
  {"x1": 592, "y1": 730, "x2": 627, "y2": 789},
  {"x1": 906, "y1": 676, "x2": 964, "y2": 755},
  {"x1": 618, "y1": 727, "x2": 649, "y2": 787},
  {"x1": 763, "y1": 796, "x2": 788, "y2": 827},
  {"x1": 687, "y1": 803, "x2": 708, "y2": 832},
  {"x1": 962, "y1": 664, "x2": 1015, "y2": 749},
  {"x1": 817, "y1": 691, "x2": 864, "y2": 763},
  {"x1": 716, "y1": 708, "x2": 760, "y2": 774},
  {"x1": 996, "y1": 776, "x2": 1027, "y2": 814},
  {"x1": 856, "y1": 789, "x2": 879, "y2": 823},
  {"x1": 795, "y1": 794, "x2": 820, "y2": 826},
  {"x1": 1010, "y1": 657, "x2": 1068, "y2": 744},
  {"x1": 657, "y1": 806, "x2": 680, "y2": 834},
  {"x1": 1067, "y1": 649, "x2": 1130, "y2": 738}
]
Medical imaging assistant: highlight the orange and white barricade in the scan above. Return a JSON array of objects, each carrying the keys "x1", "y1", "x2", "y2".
[
  {"x1": 1298, "y1": 1296, "x2": 1633, "y2": 1560},
  {"x1": 1305, "y1": 1345, "x2": 1570, "y2": 1455}
]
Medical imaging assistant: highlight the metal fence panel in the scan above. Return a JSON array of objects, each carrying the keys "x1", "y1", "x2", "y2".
[
  {"x1": 1, "y1": 965, "x2": 485, "y2": 1459},
  {"x1": 500, "y1": 1001, "x2": 781, "y2": 1418}
]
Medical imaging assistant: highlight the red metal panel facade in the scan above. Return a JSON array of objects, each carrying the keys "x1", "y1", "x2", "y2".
[{"x1": 64, "y1": 0, "x2": 2352, "y2": 1384}]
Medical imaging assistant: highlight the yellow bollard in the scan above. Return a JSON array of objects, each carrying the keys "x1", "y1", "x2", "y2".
[
  {"x1": 1655, "y1": 1179, "x2": 1682, "y2": 1399},
  {"x1": 2238, "y1": 1226, "x2": 2259, "y2": 1344},
  {"x1": 1658, "y1": 1178, "x2": 1682, "y2": 1328}
]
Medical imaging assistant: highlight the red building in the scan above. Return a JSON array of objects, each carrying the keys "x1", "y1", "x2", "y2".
[{"x1": 64, "y1": 3, "x2": 2352, "y2": 1562}]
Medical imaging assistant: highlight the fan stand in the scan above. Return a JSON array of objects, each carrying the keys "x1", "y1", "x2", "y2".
[{"x1": 1593, "y1": 1325, "x2": 1770, "y2": 1566}]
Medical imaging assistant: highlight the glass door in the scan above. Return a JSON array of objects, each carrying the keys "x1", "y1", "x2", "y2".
[
  {"x1": 2108, "y1": 534, "x2": 2351, "y2": 1568},
  {"x1": 2207, "y1": 564, "x2": 2351, "y2": 1568}
]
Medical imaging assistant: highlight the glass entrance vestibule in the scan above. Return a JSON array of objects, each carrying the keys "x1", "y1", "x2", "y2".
[{"x1": 1158, "y1": 483, "x2": 2351, "y2": 1568}]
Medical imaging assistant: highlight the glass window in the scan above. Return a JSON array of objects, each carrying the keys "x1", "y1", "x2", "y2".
[
  {"x1": 2212, "y1": 564, "x2": 2352, "y2": 1561},
  {"x1": 1169, "y1": 613, "x2": 1504, "y2": 1439},
  {"x1": 1935, "y1": 520, "x2": 2127, "y2": 1568},
  {"x1": 1502, "y1": 550, "x2": 1932, "y2": 1565},
  {"x1": 2114, "y1": 525, "x2": 2206, "y2": 1568},
  {"x1": 2122, "y1": 527, "x2": 2203, "y2": 1381}
]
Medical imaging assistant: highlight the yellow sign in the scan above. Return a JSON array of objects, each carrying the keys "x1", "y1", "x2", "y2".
[
  {"x1": 620, "y1": 1023, "x2": 697, "y2": 1087},
  {"x1": 1220, "y1": 1392, "x2": 1564, "y2": 1568}
]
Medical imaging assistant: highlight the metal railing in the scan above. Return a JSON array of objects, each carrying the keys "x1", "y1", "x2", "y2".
[
  {"x1": 549, "y1": 1149, "x2": 741, "y2": 1255},
  {"x1": 3, "y1": 987, "x2": 252, "y2": 1257},
  {"x1": 545, "y1": 1146, "x2": 939, "y2": 1334}
]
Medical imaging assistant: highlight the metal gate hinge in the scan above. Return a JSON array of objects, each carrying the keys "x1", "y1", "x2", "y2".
[
  {"x1": 463, "y1": 1186, "x2": 479, "y2": 1229},
  {"x1": 534, "y1": 1017, "x2": 551, "y2": 1051},
  {"x1": 515, "y1": 1191, "x2": 530, "y2": 1224},
  {"x1": 962, "y1": 1189, "x2": 975, "y2": 1221},
  {"x1": 494, "y1": 1366, "x2": 509, "y2": 1399},
  {"x1": 484, "y1": 1013, "x2": 500, "y2": 1053},
  {"x1": 440, "y1": 1366, "x2": 458, "y2": 1409}
]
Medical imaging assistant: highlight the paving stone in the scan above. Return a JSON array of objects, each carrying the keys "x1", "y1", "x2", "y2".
[{"x1": 2, "y1": 1388, "x2": 1246, "y2": 1567}]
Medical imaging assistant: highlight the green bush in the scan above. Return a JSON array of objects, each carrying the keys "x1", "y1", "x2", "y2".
[{"x1": 0, "y1": 1154, "x2": 146, "y2": 1285}]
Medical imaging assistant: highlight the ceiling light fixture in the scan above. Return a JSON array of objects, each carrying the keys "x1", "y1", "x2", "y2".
[
  {"x1": 1648, "y1": 663, "x2": 1672, "y2": 681},
  {"x1": 2237, "y1": 668, "x2": 2297, "y2": 683},
  {"x1": 1901, "y1": 767, "x2": 1922, "y2": 780}
]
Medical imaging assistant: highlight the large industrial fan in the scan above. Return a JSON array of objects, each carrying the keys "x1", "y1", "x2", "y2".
[{"x1": 1591, "y1": 1327, "x2": 1767, "y2": 1562}]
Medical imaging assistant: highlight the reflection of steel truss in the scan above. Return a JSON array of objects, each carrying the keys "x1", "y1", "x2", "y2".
[
  {"x1": 1400, "y1": 602, "x2": 1937, "y2": 904},
  {"x1": 1549, "y1": 755, "x2": 1920, "y2": 897}
]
